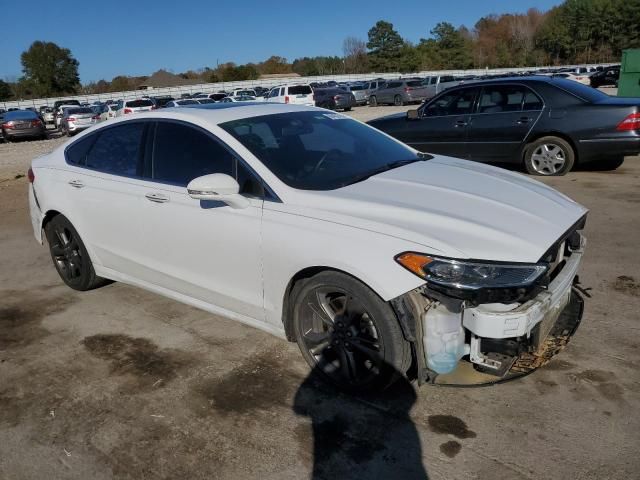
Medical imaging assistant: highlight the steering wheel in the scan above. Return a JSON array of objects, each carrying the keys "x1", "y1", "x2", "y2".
[{"x1": 312, "y1": 149, "x2": 343, "y2": 175}]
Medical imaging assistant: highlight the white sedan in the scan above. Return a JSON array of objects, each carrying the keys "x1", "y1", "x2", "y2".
[{"x1": 27, "y1": 104, "x2": 588, "y2": 391}]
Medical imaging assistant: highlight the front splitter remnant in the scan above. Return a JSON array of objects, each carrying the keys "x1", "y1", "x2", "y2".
[{"x1": 433, "y1": 289, "x2": 584, "y2": 386}]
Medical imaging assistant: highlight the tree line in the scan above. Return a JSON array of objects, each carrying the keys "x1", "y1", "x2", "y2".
[{"x1": 2, "y1": 0, "x2": 639, "y2": 101}]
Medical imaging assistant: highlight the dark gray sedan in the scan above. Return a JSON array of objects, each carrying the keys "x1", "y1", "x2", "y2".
[
  {"x1": 1, "y1": 110, "x2": 47, "y2": 142},
  {"x1": 368, "y1": 76, "x2": 640, "y2": 175},
  {"x1": 314, "y1": 88, "x2": 356, "y2": 111}
]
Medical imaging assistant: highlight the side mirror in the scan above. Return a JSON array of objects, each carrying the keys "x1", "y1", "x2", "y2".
[
  {"x1": 407, "y1": 109, "x2": 420, "y2": 120},
  {"x1": 187, "y1": 173, "x2": 249, "y2": 209}
]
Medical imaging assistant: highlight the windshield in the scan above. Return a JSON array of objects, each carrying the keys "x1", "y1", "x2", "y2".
[{"x1": 220, "y1": 111, "x2": 421, "y2": 190}]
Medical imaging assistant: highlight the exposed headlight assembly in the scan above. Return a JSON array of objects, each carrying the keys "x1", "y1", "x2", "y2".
[{"x1": 395, "y1": 252, "x2": 548, "y2": 291}]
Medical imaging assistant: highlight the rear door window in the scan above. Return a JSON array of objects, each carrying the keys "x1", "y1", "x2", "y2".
[
  {"x1": 386, "y1": 82, "x2": 402, "y2": 89},
  {"x1": 151, "y1": 122, "x2": 234, "y2": 186},
  {"x1": 478, "y1": 85, "x2": 543, "y2": 113},
  {"x1": 66, "y1": 134, "x2": 97, "y2": 165},
  {"x1": 85, "y1": 122, "x2": 145, "y2": 176}
]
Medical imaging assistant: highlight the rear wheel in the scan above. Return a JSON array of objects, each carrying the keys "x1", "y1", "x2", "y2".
[
  {"x1": 369, "y1": 96, "x2": 378, "y2": 107},
  {"x1": 45, "y1": 215, "x2": 106, "y2": 291},
  {"x1": 343, "y1": 107, "x2": 352, "y2": 112},
  {"x1": 595, "y1": 157, "x2": 625, "y2": 171},
  {"x1": 291, "y1": 271, "x2": 411, "y2": 391},
  {"x1": 394, "y1": 95, "x2": 404, "y2": 106},
  {"x1": 524, "y1": 136, "x2": 575, "y2": 176}
]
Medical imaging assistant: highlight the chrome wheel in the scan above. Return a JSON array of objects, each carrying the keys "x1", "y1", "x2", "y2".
[
  {"x1": 299, "y1": 287, "x2": 382, "y2": 387},
  {"x1": 49, "y1": 224, "x2": 84, "y2": 282},
  {"x1": 530, "y1": 143, "x2": 566, "y2": 175}
]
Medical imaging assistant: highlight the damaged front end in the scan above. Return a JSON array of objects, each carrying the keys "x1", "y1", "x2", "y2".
[{"x1": 391, "y1": 225, "x2": 587, "y2": 386}]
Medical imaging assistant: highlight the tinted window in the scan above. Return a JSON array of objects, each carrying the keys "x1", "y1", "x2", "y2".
[
  {"x1": 350, "y1": 85, "x2": 365, "y2": 91},
  {"x1": 441, "y1": 76, "x2": 455, "y2": 83},
  {"x1": 523, "y1": 90, "x2": 543, "y2": 110},
  {"x1": 4, "y1": 110, "x2": 38, "y2": 120},
  {"x1": 430, "y1": 77, "x2": 437, "y2": 85},
  {"x1": 66, "y1": 135, "x2": 96, "y2": 165},
  {"x1": 67, "y1": 107, "x2": 94, "y2": 115},
  {"x1": 552, "y1": 78, "x2": 607, "y2": 102},
  {"x1": 407, "y1": 81, "x2": 423, "y2": 87},
  {"x1": 85, "y1": 123, "x2": 145, "y2": 176},
  {"x1": 220, "y1": 111, "x2": 421, "y2": 191},
  {"x1": 152, "y1": 122, "x2": 234, "y2": 185},
  {"x1": 289, "y1": 85, "x2": 312, "y2": 95},
  {"x1": 424, "y1": 88, "x2": 478, "y2": 117},
  {"x1": 126, "y1": 100, "x2": 153, "y2": 108},
  {"x1": 386, "y1": 82, "x2": 402, "y2": 89}
]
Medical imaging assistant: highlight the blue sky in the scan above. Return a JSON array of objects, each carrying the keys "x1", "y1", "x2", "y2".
[{"x1": 1, "y1": 0, "x2": 562, "y2": 83}]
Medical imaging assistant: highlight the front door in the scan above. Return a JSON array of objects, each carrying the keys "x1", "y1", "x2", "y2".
[
  {"x1": 136, "y1": 120, "x2": 265, "y2": 321},
  {"x1": 400, "y1": 87, "x2": 479, "y2": 158}
]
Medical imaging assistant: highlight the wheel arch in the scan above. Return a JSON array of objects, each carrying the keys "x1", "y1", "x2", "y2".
[
  {"x1": 522, "y1": 131, "x2": 579, "y2": 165},
  {"x1": 281, "y1": 265, "x2": 390, "y2": 342}
]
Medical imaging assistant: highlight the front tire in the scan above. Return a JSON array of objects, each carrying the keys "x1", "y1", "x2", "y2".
[
  {"x1": 291, "y1": 271, "x2": 411, "y2": 391},
  {"x1": 524, "y1": 136, "x2": 575, "y2": 176},
  {"x1": 45, "y1": 215, "x2": 106, "y2": 291},
  {"x1": 369, "y1": 96, "x2": 377, "y2": 107}
]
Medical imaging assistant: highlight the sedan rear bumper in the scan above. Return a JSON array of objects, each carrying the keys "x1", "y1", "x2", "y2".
[{"x1": 577, "y1": 137, "x2": 640, "y2": 163}]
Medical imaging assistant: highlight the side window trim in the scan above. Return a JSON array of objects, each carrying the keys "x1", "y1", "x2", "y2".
[
  {"x1": 150, "y1": 119, "x2": 280, "y2": 202},
  {"x1": 472, "y1": 83, "x2": 545, "y2": 116},
  {"x1": 419, "y1": 87, "x2": 479, "y2": 118}
]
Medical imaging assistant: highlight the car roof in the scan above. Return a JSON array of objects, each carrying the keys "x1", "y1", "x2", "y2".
[{"x1": 114, "y1": 103, "x2": 319, "y2": 125}]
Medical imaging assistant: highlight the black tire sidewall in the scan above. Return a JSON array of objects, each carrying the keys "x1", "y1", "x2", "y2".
[
  {"x1": 524, "y1": 136, "x2": 575, "y2": 176},
  {"x1": 45, "y1": 215, "x2": 100, "y2": 291},
  {"x1": 290, "y1": 271, "x2": 411, "y2": 391},
  {"x1": 369, "y1": 96, "x2": 377, "y2": 107},
  {"x1": 394, "y1": 95, "x2": 403, "y2": 106}
]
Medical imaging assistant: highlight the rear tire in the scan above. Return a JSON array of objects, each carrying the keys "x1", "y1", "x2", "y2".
[
  {"x1": 394, "y1": 95, "x2": 404, "y2": 107},
  {"x1": 290, "y1": 271, "x2": 412, "y2": 392},
  {"x1": 369, "y1": 96, "x2": 377, "y2": 107},
  {"x1": 45, "y1": 215, "x2": 107, "y2": 291},
  {"x1": 595, "y1": 157, "x2": 625, "y2": 171},
  {"x1": 524, "y1": 136, "x2": 575, "y2": 176},
  {"x1": 343, "y1": 107, "x2": 352, "y2": 112}
]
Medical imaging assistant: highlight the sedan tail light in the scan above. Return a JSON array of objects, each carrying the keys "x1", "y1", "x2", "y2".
[
  {"x1": 27, "y1": 167, "x2": 35, "y2": 183},
  {"x1": 124, "y1": 108, "x2": 132, "y2": 114},
  {"x1": 616, "y1": 113, "x2": 640, "y2": 131},
  {"x1": 2, "y1": 121, "x2": 15, "y2": 129},
  {"x1": 31, "y1": 119, "x2": 42, "y2": 127}
]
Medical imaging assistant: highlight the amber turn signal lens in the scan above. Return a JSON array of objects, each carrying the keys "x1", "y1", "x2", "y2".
[{"x1": 396, "y1": 253, "x2": 433, "y2": 278}]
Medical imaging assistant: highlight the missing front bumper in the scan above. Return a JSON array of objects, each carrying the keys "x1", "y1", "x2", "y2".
[{"x1": 432, "y1": 289, "x2": 584, "y2": 386}]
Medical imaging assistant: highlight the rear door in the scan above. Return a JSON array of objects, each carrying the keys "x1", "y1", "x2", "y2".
[
  {"x1": 62, "y1": 121, "x2": 151, "y2": 276},
  {"x1": 466, "y1": 84, "x2": 544, "y2": 162},
  {"x1": 398, "y1": 86, "x2": 479, "y2": 158}
]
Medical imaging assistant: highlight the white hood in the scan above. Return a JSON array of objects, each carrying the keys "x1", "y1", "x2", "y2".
[{"x1": 279, "y1": 157, "x2": 588, "y2": 263}]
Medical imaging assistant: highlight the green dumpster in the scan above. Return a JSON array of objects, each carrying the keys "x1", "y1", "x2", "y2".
[{"x1": 618, "y1": 49, "x2": 640, "y2": 97}]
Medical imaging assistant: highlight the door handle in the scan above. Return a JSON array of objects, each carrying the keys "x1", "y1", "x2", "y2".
[
  {"x1": 145, "y1": 192, "x2": 169, "y2": 203},
  {"x1": 68, "y1": 180, "x2": 84, "y2": 188},
  {"x1": 517, "y1": 117, "x2": 532, "y2": 125},
  {"x1": 454, "y1": 120, "x2": 468, "y2": 127}
]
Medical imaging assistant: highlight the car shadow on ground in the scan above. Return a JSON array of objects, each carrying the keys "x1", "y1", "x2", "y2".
[{"x1": 293, "y1": 364, "x2": 429, "y2": 479}]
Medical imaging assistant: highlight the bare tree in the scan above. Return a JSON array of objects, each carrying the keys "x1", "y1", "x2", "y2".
[{"x1": 343, "y1": 36, "x2": 368, "y2": 73}]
